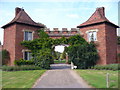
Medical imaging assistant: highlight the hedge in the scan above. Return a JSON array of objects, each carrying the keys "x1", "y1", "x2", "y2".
[
  {"x1": 91, "y1": 64, "x2": 120, "y2": 71},
  {"x1": 1, "y1": 65, "x2": 43, "y2": 71},
  {"x1": 14, "y1": 59, "x2": 34, "y2": 66}
]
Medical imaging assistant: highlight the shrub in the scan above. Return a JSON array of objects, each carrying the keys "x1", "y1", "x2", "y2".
[
  {"x1": 2, "y1": 65, "x2": 42, "y2": 71},
  {"x1": 93, "y1": 64, "x2": 119, "y2": 71},
  {"x1": 67, "y1": 43, "x2": 99, "y2": 69},
  {"x1": 33, "y1": 49, "x2": 53, "y2": 69},
  {"x1": 2, "y1": 49, "x2": 10, "y2": 65},
  {"x1": 14, "y1": 59, "x2": 34, "y2": 66}
]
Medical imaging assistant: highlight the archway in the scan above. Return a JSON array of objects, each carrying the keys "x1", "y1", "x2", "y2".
[{"x1": 53, "y1": 44, "x2": 69, "y2": 64}]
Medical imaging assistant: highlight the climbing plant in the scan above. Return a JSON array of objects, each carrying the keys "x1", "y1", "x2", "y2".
[{"x1": 21, "y1": 28, "x2": 99, "y2": 69}]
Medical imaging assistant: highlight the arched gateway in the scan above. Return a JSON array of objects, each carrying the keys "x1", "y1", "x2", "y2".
[{"x1": 2, "y1": 7, "x2": 119, "y2": 66}]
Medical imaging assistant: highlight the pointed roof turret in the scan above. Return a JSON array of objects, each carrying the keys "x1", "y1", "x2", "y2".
[
  {"x1": 2, "y1": 7, "x2": 45, "y2": 28},
  {"x1": 77, "y1": 7, "x2": 119, "y2": 28}
]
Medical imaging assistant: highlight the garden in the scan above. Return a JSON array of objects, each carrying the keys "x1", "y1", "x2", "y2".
[{"x1": 1, "y1": 29, "x2": 119, "y2": 89}]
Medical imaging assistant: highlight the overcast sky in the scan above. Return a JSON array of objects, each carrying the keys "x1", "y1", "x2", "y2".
[{"x1": 0, "y1": 0, "x2": 119, "y2": 49}]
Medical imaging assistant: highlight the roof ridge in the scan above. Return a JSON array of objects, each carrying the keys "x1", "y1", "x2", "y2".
[
  {"x1": 77, "y1": 7, "x2": 119, "y2": 28},
  {"x1": 2, "y1": 8, "x2": 45, "y2": 28}
]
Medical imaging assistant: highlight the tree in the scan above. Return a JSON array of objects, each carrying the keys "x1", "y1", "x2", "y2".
[
  {"x1": 61, "y1": 51, "x2": 66, "y2": 60},
  {"x1": 67, "y1": 43, "x2": 99, "y2": 69}
]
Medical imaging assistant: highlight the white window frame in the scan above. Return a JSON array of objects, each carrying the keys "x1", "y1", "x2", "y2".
[
  {"x1": 23, "y1": 30, "x2": 34, "y2": 41},
  {"x1": 22, "y1": 50, "x2": 32, "y2": 60},
  {"x1": 86, "y1": 29, "x2": 98, "y2": 42}
]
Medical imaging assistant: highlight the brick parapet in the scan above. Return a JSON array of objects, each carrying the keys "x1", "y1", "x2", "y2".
[{"x1": 45, "y1": 28, "x2": 80, "y2": 37}]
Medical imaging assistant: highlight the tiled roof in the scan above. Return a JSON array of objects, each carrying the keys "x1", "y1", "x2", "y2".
[
  {"x1": 77, "y1": 7, "x2": 119, "y2": 28},
  {"x1": 2, "y1": 8, "x2": 45, "y2": 28}
]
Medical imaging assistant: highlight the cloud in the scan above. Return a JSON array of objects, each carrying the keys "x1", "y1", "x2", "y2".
[{"x1": 66, "y1": 14, "x2": 80, "y2": 18}]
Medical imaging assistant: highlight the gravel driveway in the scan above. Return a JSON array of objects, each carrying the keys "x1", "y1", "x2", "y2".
[{"x1": 32, "y1": 64, "x2": 91, "y2": 88}]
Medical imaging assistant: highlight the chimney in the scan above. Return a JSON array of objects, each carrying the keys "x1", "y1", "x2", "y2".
[
  {"x1": 53, "y1": 28, "x2": 58, "y2": 31},
  {"x1": 15, "y1": 7, "x2": 22, "y2": 16},
  {"x1": 97, "y1": 7, "x2": 105, "y2": 16}
]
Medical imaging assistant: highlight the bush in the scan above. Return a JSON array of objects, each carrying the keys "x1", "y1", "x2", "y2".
[
  {"x1": 67, "y1": 43, "x2": 99, "y2": 69},
  {"x1": 2, "y1": 49, "x2": 10, "y2": 65},
  {"x1": 14, "y1": 59, "x2": 34, "y2": 66},
  {"x1": 93, "y1": 64, "x2": 120, "y2": 71},
  {"x1": 33, "y1": 49, "x2": 53, "y2": 69},
  {"x1": 2, "y1": 65, "x2": 42, "y2": 71}
]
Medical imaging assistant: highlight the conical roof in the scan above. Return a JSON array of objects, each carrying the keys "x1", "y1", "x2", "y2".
[
  {"x1": 2, "y1": 7, "x2": 45, "y2": 28},
  {"x1": 77, "y1": 7, "x2": 119, "y2": 28}
]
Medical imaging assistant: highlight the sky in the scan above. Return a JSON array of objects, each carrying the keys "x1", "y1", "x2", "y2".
[{"x1": 0, "y1": 0, "x2": 119, "y2": 52}]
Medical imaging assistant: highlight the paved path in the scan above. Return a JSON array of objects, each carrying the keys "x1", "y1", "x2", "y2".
[{"x1": 32, "y1": 64, "x2": 91, "y2": 88}]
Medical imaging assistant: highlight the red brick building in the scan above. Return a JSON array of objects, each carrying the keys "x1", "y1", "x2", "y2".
[
  {"x1": 77, "y1": 7, "x2": 119, "y2": 65},
  {"x1": 2, "y1": 7, "x2": 119, "y2": 65}
]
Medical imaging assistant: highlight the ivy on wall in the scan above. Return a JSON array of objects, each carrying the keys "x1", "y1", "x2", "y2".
[{"x1": 21, "y1": 29, "x2": 99, "y2": 69}]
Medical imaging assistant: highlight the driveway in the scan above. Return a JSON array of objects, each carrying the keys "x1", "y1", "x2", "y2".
[{"x1": 32, "y1": 64, "x2": 91, "y2": 88}]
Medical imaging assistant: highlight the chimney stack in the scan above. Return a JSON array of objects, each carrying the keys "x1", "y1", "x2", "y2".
[
  {"x1": 97, "y1": 7, "x2": 105, "y2": 16},
  {"x1": 15, "y1": 7, "x2": 22, "y2": 16}
]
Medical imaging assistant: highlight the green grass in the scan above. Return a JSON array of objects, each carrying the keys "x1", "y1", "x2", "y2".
[
  {"x1": 54, "y1": 60, "x2": 66, "y2": 64},
  {"x1": 76, "y1": 70, "x2": 119, "y2": 88},
  {"x1": 2, "y1": 70, "x2": 46, "y2": 88}
]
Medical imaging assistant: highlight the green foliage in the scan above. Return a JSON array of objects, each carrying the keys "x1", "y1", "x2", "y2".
[
  {"x1": 68, "y1": 43, "x2": 99, "y2": 69},
  {"x1": 2, "y1": 65, "x2": 42, "y2": 71},
  {"x1": 61, "y1": 51, "x2": 66, "y2": 60},
  {"x1": 21, "y1": 29, "x2": 97, "y2": 69},
  {"x1": 54, "y1": 51, "x2": 61, "y2": 60},
  {"x1": 2, "y1": 49, "x2": 10, "y2": 65},
  {"x1": 33, "y1": 49, "x2": 53, "y2": 69},
  {"x1": 92, "y1": 64, "x2": 120, "y2": 71},
  {"x1": 14, "y1": 59, "x2": 34, "y2": 66},
  {"x1": 37, "y1": 29, "x2": 49, "y2": 38},
  {"x1": 21, "y1": 38, "x2": 53, "y2": 50},
  {"x1": 68, "y1": 35, "x2": 87, "y2": 45}
]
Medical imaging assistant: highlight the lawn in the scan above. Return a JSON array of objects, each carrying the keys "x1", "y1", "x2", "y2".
[
  {"x1": 2, "y1": 70, "x2": 46, "y2": 88},
  {"x1": 54, "y1": 60, "x2": 66, "y2": 64},
  {"x1": 76, "y1": 70, "x2": 119, "y2": 88}
]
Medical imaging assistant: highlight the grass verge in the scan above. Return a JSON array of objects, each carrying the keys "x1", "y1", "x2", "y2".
[
  {"x1": 54, "y1": 60, "x2": 66, "y2": 64},
  {"x1": 2, "y1": 70, "x2": 46, "y2": 88},
  {"x1": 76, "y1": 70, "x2": 119, "y2": 88}
]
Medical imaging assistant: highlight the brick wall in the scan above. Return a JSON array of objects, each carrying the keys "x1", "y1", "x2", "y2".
[
  {"x1": 80, "y1": 23, "x2": 117, "y2": 65},
  {"x1": 105, "y1": 23, "x2": 117, "y2": 64},
  {"x1": 3, "y1": 24, "x2": 16, "y2": 65},
  {"x1": 15, "y1": 24, "x2": 42, "y2": 63},
  {"x1": 3, "y1": 23, "x2": 42, "y2": 65}
]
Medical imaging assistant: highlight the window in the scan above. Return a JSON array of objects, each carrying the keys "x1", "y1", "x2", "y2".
[
  {"x1": 87, "y1": 31, "x2": 97, "y2": 42},
  {"x1": 24, "y1": 31, "x2": 33, "y2": 41},
  {"x1": 24, "y1": 52, "x2": 32, "y2": 60}
]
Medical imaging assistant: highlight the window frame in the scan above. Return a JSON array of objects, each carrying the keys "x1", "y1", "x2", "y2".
[
  {"x1": 23, "y1": 30, "x2": 34, "y2": 41},
  {"x1": 22, "y1": 50, "x2": 32, "y2": 60},
  {"x1": 86, "y1": 29, "x2": 98, "y2": 42}
]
